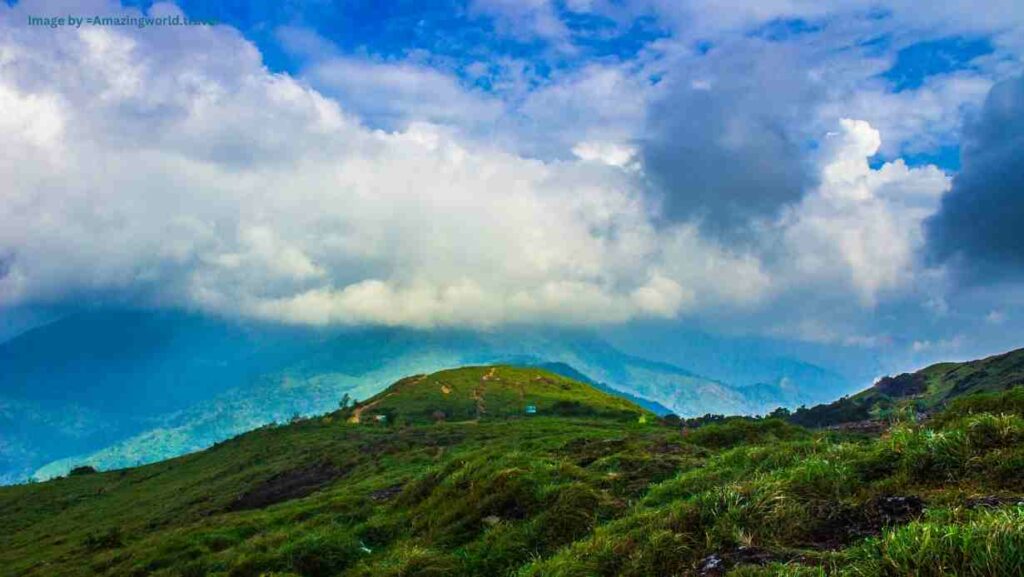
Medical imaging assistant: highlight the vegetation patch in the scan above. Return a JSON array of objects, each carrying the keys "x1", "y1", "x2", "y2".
[
  {"x1": 3, "y1": 367, "x2": 1024, "y2": 577},
  {"x1": 227, "y1": 461, "x2": 347, "y2": 511}
]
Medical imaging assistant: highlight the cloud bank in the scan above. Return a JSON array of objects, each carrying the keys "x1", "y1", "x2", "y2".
[
  {"x1": 0, "y1": 1, "x2": 772, "y2": 328},
  {"x1": 0, "y1": 0, "x2": 1014, "y2": 352}
]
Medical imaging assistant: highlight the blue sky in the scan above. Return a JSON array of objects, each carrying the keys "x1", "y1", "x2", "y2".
[
  {"x1": 1, "y1": 0, "x2": 1023, "y2": 379},
  {"x1": 109, "y1": 0, "x2": 1008, "y2": 170}
]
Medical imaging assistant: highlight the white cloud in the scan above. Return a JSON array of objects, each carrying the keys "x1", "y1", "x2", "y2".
[
  {"x1": 911, "y1": 335, "x2": 963, "y2": 353},
  {"x1": 0, "y1": 0, "x2": 1002, "y2": 343},
  {"x1": 0, "y1": 2, "x2": 766, "y2": 328},
  {"x1": 986, "y1": 310, "x2": 1007, "y2": 324},
  {"x1": 571, "y1": 140, "x2": 638, "y2": 169},
  {"x1": 818, "y1": 72, "x2": 994, "y2": 158},
  {"x1": 302, "y1": 55, "x2": 504, "y2": 131},
  {"x1": 469, "y1": 0, "x2": 571, "y2": 46},
  {"x1": 776, "y1": 119, "x2": 950, "y2": 304}
]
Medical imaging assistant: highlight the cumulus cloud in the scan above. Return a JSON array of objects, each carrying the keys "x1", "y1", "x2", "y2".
[
  {"x1": 0, "y1": 0, "x2": 992, "y2": 344},
  {"x1": 819, "y1": 71, "x2": 993, "y2": 158},
  {"x1": 926, "y1": 74, "x2": 1024, "y2": 278},
  {"x1": 300, "y1": 52, "x2": 504, "y2": 131},
  {"x1": 777, "y1": 119, "x2": 950, "y2": 304},
  {"x1": 0, "y1": 0, "x2": 771, "y2": 328}
]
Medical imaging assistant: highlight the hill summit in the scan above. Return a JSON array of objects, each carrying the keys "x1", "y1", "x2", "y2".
[{"x1": 347, "y1": 365, "x2": 649, "y2": 424}]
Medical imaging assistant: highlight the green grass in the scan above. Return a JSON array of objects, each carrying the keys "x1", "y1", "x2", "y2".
[
  {"x1": 353, "y1": 365, "x2": 649, "y2": 424},
  {"x1": 791, "y1": 347, "x2": 1024, "y2": 428},
  {"x1": 3, "y1": 368, "x2": 1024, "y2": 576}
]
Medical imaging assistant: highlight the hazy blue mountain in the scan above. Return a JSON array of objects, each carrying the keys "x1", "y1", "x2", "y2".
[
  {"x1": 2, "y1": 310, "x2": 841, "y2": 483},
  {"x1": 602, "y1": 323, "x2": 861, "y2": 403}
]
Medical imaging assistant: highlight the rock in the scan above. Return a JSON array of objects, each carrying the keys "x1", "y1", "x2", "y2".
[
  {"x1": 966, "y1": 495, "x2": 1024, "y2": 508},
  {"x1": 697, "y1": 554, "x2": 725, "y2": 576},
  {"x1": 875, "y1": 495, "x2": 924, "y2": 524},
  {"x1": 370, "y1": 484, "x2": 404, "y2": 502},
  {"x1": 698, "y1": 547, "x2": 777, "y2": 576}
]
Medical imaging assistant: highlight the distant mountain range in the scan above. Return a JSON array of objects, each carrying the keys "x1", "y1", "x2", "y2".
[{"x1": 0, "y1": 310, "x2": 850, "y2": 483}]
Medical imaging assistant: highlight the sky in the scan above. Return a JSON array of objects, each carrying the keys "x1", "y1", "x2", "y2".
[{"x1": 0, "y1": 0, "x2": 1023, "y2": 378}]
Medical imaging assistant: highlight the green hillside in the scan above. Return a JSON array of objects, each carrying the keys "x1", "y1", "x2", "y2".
[
  {"x1": 349, "y1": 366, "x2": 650, "y2": 425},
  {"x1": 3, "y1": 365, "x2": 1024, "y2": 576},
  {"x1": 790, "y1": 347, "x2": 1024, "y2": 428}
]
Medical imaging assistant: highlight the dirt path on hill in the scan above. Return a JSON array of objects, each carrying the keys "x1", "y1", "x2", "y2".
[
  {"x1": 472, "y1": 367, "x2": 497, "y2": 417},
  {"x1": 348, "y1": 393, "x2": 394, "y2": 424}
]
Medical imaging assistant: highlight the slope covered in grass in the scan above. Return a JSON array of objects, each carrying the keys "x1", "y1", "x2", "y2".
[
  {"x1": 2, "y1": 366, "x2": 1024, "y2": 576},
  {"x1": 352, "y1": 366, "x2": 650, "y2": 424},
  {"x1": 790, "y1": 346, "x2": 1024, "y2": 428}
]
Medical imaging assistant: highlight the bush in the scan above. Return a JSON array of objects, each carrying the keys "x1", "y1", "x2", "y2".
[
  {"x1": 550, "y1": 400, "x2": 597, "y2": 417},
  {"x1": 281, "y1": 530, "x2": 363, "y2": 577},
  {"x1": 532, "y1": 483, "x2": 603, "y2": 548},
  {"x1": 351, "y1": 544, "x2": 458, "y2": 577},
  {"x1": 783, "y1": 457, "x2": 855, "y2": 501},
  {"x1": 82, "y1": 527, "x2": 123, "y2": 551},
  {"x1": 685, "y1": 418, "x2": 807, "y2": 449},
  {"x1": 843, "y1": 508, "x2": 1024, "y2": 576},
  {"x1": 932, "y1": 387, "x2": 1024, "y2": 426}
]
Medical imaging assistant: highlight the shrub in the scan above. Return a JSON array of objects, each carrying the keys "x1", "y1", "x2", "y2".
[
  {"x1": 281, "y1": 530, "x2": 363, "y2": 577},
  {"x1": 962, "y1": 413, "x2": 1024, "y2": 449},
  {"x1": 783, "y1": 457, "x2": 855, "y2": 501},
  {"x1": 228, "y1": 551, "x2": 284, "y2": 577},
  {"x1": 82, "y1": 527, "x2": 123, "y2": 551},
  {"x1": 550, "y1": 400, "x2": 597, "y2": 417},
  {"x1": 686, "y1": 418, "x2": 807, "y2": 449},
  {"x1": 843, "y1": 508, "x2": 1024, "y2": 576},
  {"x1": 931, "y1": 387, "x2": 1024, "y2": 427},
  {"x1": 888, "y1": 425, "x2": 971, "y2": 482},
  {"x1": 353, "y1": 544, "x2": 458, "y2": 577},
  {"x1": 532, "y1": 483, "x2": 603, "y2": 548}
]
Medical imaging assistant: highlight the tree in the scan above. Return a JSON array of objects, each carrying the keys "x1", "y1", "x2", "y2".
[
  {"x1": 69, "y1": 465, "x2": 98, "y2": 476},
  {"x1": 660, "y1": 413, "x2": 682, "y2": 427}
]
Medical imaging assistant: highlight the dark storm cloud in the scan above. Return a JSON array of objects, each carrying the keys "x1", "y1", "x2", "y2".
[
  {"x1": 640, "y1": 43, "x2": 818, "y2": 234},
  {"x1": 925, "y1": 75, "x2": 1024, "y2": 278}
]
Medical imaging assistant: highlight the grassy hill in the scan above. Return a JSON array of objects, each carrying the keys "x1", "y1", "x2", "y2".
[
  {"x1": 348, "y1": 366, "x2": 650, "y2": 425},
  {"x1": 790, "y1": 346, "x2": 1024, "y2": 428},
  {"x1": 3, "y1": 364, "x2": 1024, "y2": 576}
]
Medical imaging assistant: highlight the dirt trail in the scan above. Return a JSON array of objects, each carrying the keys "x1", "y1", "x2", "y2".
[
  {"x1": 472, "y1": 386, "x2": 486, "y2": 418},
  {"x1": 471, "y1": 367, "x2": 498, "y2": 417},
  {"x1": 348, "y1": 393, "x2": 394, "y2": 424}
]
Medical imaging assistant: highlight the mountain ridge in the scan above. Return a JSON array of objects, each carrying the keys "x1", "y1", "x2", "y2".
[
  {"x1": 789, "y1": 345, "x2": 1024, "y2": 427},
  {"x1": 1, "y1": 310, "x2": 846, "y2": 482}
]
